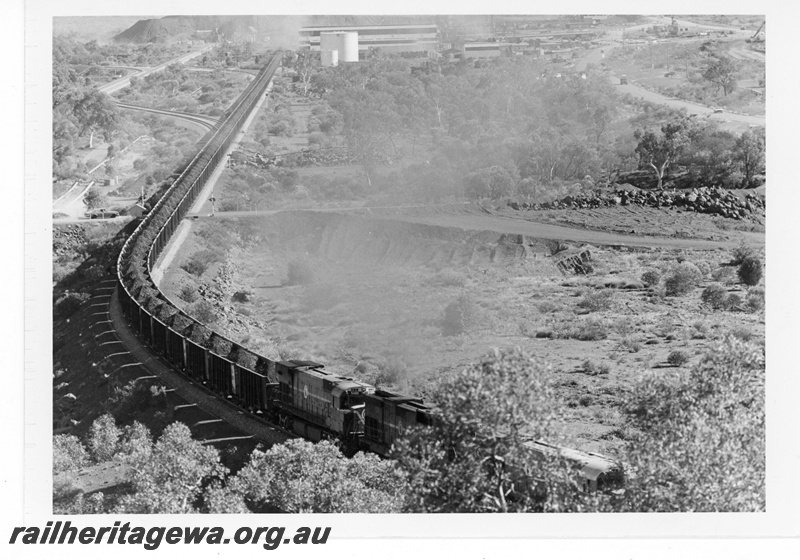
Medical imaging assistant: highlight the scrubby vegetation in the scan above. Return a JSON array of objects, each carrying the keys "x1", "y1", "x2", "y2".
[
  {"x1": 440, "y1": 294, "x2": 479, "y2": 336},
  {"x1": 666, "y1": 350, "x2": 690, "y2": 367},
  {"x1": 664, "y1": 262, "x2": 703, "y2": 296},
  {"x1": 214, "y1": 49, "x2": 764, "y2": 212},
  {"x1": 738, "y1": 256, "x2": 763, "y2": 286}
]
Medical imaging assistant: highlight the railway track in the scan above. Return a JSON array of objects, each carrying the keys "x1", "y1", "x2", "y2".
[
  {"x1": 115, "y1": 102, "x2": 219, "y2": 132},
  {"x1": 111, "y1": 53, "x2": 286, "y2": 445}
]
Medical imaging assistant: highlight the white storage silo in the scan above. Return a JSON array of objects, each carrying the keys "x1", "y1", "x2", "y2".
[
  {"x1": 321, "y1": 49, "x2": 339, "y2": 67},
  {"x1": 338, "y1": 32, "x2": 359, "y2": 62}
]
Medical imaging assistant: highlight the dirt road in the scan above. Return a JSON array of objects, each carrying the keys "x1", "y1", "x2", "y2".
[
  {"x1": 575, "y1": 20, "x2": 764, "y2": 133},
  {"x1": 195, "y1": 204, "x2": 763, "y2": 251}
]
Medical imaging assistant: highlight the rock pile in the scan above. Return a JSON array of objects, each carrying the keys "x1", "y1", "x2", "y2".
[
  {"x1": 556, "y1": 249, "x2": 593, "y2": 275},
  {"x1": 509, "y1": 186, "x2": 765, "y2": 220},
  {"x1": 53, "y1": 225, "x2": 89, "y2": 256}
]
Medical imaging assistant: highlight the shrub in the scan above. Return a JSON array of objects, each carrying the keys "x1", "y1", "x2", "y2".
[
  {"x1": 307, "y1": 132, "x2": 328, "y2": 147},
  {"x1": 192, "y1": 300, "x2": 216, "y2": 324},
  {"x1": 690, "y1": 321, "x2": 710, "y2": 340},
  {"x1": 618, "y1": 337, "x2": 643, "y2": 353},
  {"x1": 724, "y1": 293, "x2": 742, "y2": 310},
  {"x1": 55, "y1": 292, "x2": 91, "y2": 319},
  {"x1": 711, "y1": 266, "x2": 736, "y2": 285},
  {"x1": 737, "y1": 256, "x2": 763, "y2": 286},
  {"x1": 745, "y1": 287, "x2": 765, "y2": 312},
  {"x1": 286, "y1": 259, "x2": 315, "y2": 286},
  {"x1": 664, "y1": 263, "x2": 702, "y2": 296},
  {"x1": 641, "y1": 270, "x2": 661, "y2": 287},
  {"x1": 181, "y1": 249, "x2": 221, "y2": 277},
  {"x1": 691, "y1": 260, "x2": 712, "y2": 278},
  {"x1": 231, "y1": 291, "x2": 251, "y2": 303},
  {"x1": 109, "y1": 379, "x2": 160, "y2": 423},
  {"x1": 731, "y1": 242, "x2": 756, "y2": 266},
  {"x1": 582, "y1": 360, "x2": 611, "y2": 376},
  {"x1": 552, "y1": 317, "x2": 608, "y2": 341},
  {"x1": 730, "y1": 328, "x2": 753, "y2": 342},
  {"x1": 577, "y1": 289, "x2": 614, "y2": 312},
  {"x1": 376, "y1": 357, "x2": 408, "y2": 386},
  {"x1": 701, "y1": 284, "x2": 728, "y2": 309},
  {"x1": 537, "y1": 301, "x2": 560, "y2": 314},
  {"x1": 179, "y1": 285, "x2": 198, "y2": 303},
  {"x1": 441, "y1": 294, "x2": 479, "y2": 336},
  {"x1": 667, "y1": 350, "x2": 690, "y2": 367}
]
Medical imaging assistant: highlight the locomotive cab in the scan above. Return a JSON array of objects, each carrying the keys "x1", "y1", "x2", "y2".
[{"x1": 331, "y1": 384, "x2": 368, "y2": 438}]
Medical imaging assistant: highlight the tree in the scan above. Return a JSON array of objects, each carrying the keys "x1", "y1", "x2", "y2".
[
  {"x1": 116, "y1": 421, "x2": 153, "y2": 462},
  {"x1": 703, "y1": 55, "x2": 739, "y2": 96},
  {"x1": 684, "y1": 121, "x2": 737, "y2": 187},
  {"x1": 329, "y1": 87, "x2": 398, "y2": 186},
  {"x1": 621, "y1": 336, "x2": 765, "y2": 511},
  {"x1": 733, "y1": 130, "x2": 765, "y2": 188},
  {"x1": 464, "y1": 166, "x2": 515, "y2": 200},
  {"x1": 52, "y1": 110, "x2": 78, "y2": 170},
  {"x1": 225, "y1": 439, "x2": 405, "y2": 513},
  {"x1": 87, "y1": 413, "x2": 121, "y2": 462},
  {"x1": 294, "y1": 50, "x2": 319, "y2": 96},
  {"x1": 115, "y1": 422, "x2": 227, "y2": 514},
  {"x1": 634, "y1": 118, "x2": 693, "y2": 189},
  {"x1": 53, "y1": 434, "x2": 89, "y2": 473},
  {"x1": 393, "y1": 348, "x2": 593, "y2": 513},
  {"x1": 72, "y1": 89, "x2": 119, "y2": 148},
  {"x1": 83, "y1": 187, "x2": 107, "y2": 210}
]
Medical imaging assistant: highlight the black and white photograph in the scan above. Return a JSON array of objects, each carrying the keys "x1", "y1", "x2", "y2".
[{"x1": 5, "y1": 0, "x2": 800, "y2": 558}]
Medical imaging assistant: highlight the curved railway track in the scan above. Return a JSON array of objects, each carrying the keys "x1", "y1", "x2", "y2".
[
  {"x1": 115, "y1": 102, "x2": 219, "y2": 132},
  {"x1": 114, "y1": 54, "x2": 287, "y2": 435}
]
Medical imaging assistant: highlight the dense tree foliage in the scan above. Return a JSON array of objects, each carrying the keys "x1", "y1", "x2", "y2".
[
  {"x1": 116, "y1": 422, "x2": 227, "y2": 514},
  {"x1": 219, "y1": 439, "x2": 406, "y2": 513},
  {"x1": 52, "y1": 37, "x2": 120, "y2": 178},
  {"x1": 293, "y1": 56, "x2": 764, "y2": 201},
  {"x1": 393, "y1": 348, "x2": 595, "y2": 512},
  {"x1": 621, "y1": 337, "x2": 765, "y2": 511},
  {"x1": 733, "y1": 130, "x2": 766, "y2": 188}
]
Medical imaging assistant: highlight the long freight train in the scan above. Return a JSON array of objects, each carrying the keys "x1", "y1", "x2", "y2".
[{"x1": 115, "y1": 52, "x2": 623, "y2": 494}]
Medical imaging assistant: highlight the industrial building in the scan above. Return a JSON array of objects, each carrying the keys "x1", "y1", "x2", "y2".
[{"x1": 299, "y1": 23, "x2": 439, "y2": 55}]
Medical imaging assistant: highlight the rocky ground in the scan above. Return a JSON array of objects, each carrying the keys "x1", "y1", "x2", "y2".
[{"x1": 509, "y1": 184, "x2": 765, "y2": 222}]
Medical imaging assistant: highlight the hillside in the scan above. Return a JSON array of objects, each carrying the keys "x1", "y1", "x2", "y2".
[
  {"x1": 54, "y1": 16, "x2": 151, "y2": 42},
  {"x1": 113, "y1": 15, "x2": 259, "y2": 44}
]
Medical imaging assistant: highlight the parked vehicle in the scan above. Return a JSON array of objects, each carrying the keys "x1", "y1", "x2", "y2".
[{"x1": 85, "y1": 208, "x2": 119, "y2": 219}]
